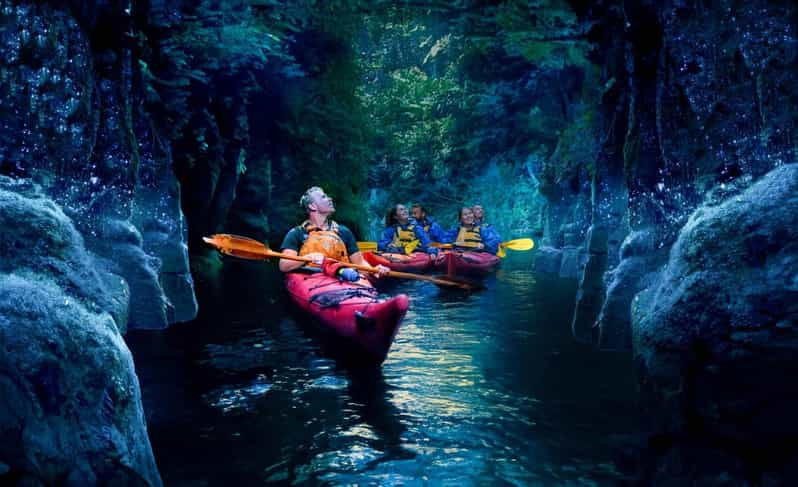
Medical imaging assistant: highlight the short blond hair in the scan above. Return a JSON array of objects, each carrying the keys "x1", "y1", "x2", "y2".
[{"x1": 300, "y1": 186, "x2": 323, "y2": 212}]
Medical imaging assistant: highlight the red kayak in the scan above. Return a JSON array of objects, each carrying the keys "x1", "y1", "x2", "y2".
[
  {"x1": 284, "y1": 272, "x2": 410, "y2": 365},
  {"x1": 436, "y1": 250, "x2": 501, "y2": 277},
  {"x1": 362, "y1": 251, "x2": 433, "y2": 273}
]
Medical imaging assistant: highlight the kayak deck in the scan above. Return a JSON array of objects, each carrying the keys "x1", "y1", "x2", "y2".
[
  {"x1": 365, "y1": 249, "x2": 499, "y2": 278},
  {"x1": 284, "y1": 272, "x2": 409, "y2": 365}
]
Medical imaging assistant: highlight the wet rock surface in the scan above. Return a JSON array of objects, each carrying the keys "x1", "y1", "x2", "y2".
[
  {"x1": 533, "y1": 246, "x2": 564, "y2": 275},
  {"x1": 0, "y1": 2, "x2": 196, "y2": 484},
  {"x1": 0, "y1": 179, "x2": 161, "y2": 486},
  {"x1": 596, "y1": 229, "x2": 666, "y2": 351},
  {"x1": 0, "y1": 1, "x2": 196, "y2": 330},
  {"x1": 531, "y1": 0, "x2": 798, "y2": 354},
  {"x1": 0, "y1": 275, "x2": 161, "y2": 486},
  {"x1": 632, "y1": 163, "x2": 798, "y2": 483},
  {"x1": 0, "y1": 177, "x2": 129, "y2": 331}
]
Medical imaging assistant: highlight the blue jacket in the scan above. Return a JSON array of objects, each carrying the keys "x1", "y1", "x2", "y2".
[
  {"x1": 480, "y1": 224, "x2": 502, "y2": 253},
  {"x1": 412, "y1": 216, "x2": 447, "y2": 243},
  {"x1": 378, "y1": 222, "x2": 438, "y2": 254}
]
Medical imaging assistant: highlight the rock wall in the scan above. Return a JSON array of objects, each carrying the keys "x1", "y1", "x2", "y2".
[
  {"x1": 0, "y1": 2, "x2": 201, "y2": 484},
  {"x1": 534, "y1": 0, "x2": 797, "y2": 352},
  {"x1": 633, "y1": 163, "x2": 798, "y2": 483},
  {"x1": 0, "y1": 177, "x2": 161, "y2": 485},
  {"x1": 529, "y1": 0, "x2": 798, "y2": 481},
  {"x1": 0, "y1": 1, "x2": 197, "y2": 329}
]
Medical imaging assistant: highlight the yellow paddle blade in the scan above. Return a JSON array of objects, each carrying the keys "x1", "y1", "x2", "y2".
[
  {"x1": 499, "y1": 238, "x2": 534, "y2": 251},
  {"x1": 432, "y1": 239, "x2": 535, "y2": 254},
  {"x1": 404, "y1": 239, "x2": 420, "y2": 254},
  {"x1": 357, "y1": 241, "x2": 378, "y2": 252}
]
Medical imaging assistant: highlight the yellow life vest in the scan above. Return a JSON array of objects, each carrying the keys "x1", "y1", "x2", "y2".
[
  {"x1": 298, "y1": 220, "x2": 350, "y2": 262},
  {"x1": 455, "y1": 225, "x2": 483, "y2": 248},
  {"x1": 390, "y1": 223, "x2": 417, "y2": 249}
]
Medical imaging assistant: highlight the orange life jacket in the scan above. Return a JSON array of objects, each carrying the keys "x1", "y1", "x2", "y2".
[{"x1": 298, "y1": 220, "x2": 350, "y2": 263}]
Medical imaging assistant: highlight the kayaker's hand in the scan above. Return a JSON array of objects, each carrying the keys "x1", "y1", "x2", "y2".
[
  {"x1": 374, "y1": 265, "x2": 390, "y2": 278},
  {"x1": 306, "y1": 252, "x2": 325, "y2": 265},
  {"x1": 338, "y1": 268, "x2": 360, "y2": 282}
]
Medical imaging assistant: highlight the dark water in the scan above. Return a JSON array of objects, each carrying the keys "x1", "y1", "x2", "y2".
[{"x1": 128, "y1": 256, "x2": 640, "y2": 485}]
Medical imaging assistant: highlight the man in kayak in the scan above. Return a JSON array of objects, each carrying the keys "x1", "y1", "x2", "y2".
[
  {"x1": 279, "y1": 186, "x2": 390, "y2": 281},
  {"x1": 443, "y1": 206, "x2": 500, "y2": 254},
  {"x1": 471, "y1": 204, "x2": 502, "y2": 247},
  {"x1": 410, "y1": 204, "x2": 447, "y2": 243},
  {"x1": 471, "y1": 204, "x2": 487, "y2": 226},
  {"x1": 378, "y1": 204, "x2": 438, "y2": 255}
]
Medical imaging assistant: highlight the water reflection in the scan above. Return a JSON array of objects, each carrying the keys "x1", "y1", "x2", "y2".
[
  {"x1": 204, "y1": 374, "x2": 272, "y2": 414},
  {"x1": 346, "y1": 368, "x2": 408, "y2": 456}
]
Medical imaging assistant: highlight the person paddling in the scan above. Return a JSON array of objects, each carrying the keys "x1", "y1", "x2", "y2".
[
  {"x1": 279, "y1": 186, "x2": 389, "y2": 281},
  {"x1": 378, "y1": 204, "x2": 437, "y2": 255},
  {"x1": 443, "y1": 206, "x2": 500, "y2": 254}
]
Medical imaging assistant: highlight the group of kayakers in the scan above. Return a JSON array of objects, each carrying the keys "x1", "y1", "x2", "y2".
[
  {"x1": 278, "y1": 186, "x2": 501, "y2": 282},
  {"x1": 378, "y1": 203, "x2": 502, "y2": 255},
  {"x1": 204, "y1": 185, "x2": 511, "y2": 365}
]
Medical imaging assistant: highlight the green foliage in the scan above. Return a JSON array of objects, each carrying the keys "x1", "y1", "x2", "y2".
[
  {"x1": 263, "y1": 2, "x2": 373, "y2": 238},
  {"x1": 141, "y1": 0, "x2": 297, "y2": 140},
  {"x1": 139, "y1": 0, "x2": 379, "y2": 240},
  {"x1": 277, "y1": 55, "x2": 372, "y2": 235},
  {"x1": 142, "y1": 0, "x2": 602, "y2": 242},
  {"x1": 495, "y1": 0, "x2": 591, "y2": 69},
  {"x1": 360, "y1": 64, "x2": 461, "y2": 177},
  {"x1": 353, "y1": 0, "x2": 599, "y2": 237},
  {"x1": 547, "y1": 104, "x2": 601, "y2": 180},
  {"x1": 355, "y1": 13, "x2": 467, "y2": 223}
]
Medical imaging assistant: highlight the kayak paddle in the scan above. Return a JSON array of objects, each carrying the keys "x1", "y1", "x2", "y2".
[
  {"x1": 356, "y1": 240, "x2": 419, "y2": 255},
  {"x1": 496, "y1": 238, "x2": 534, "y2": 257},
  {"x1": 204, "y1": 234, "x2": 480, "y2": 290},
  {"x1": 356, "y1": 241, "x2": 378, "y2": 252},
  {"x1": 429, "y1": 238, "x2": 535, "y2": 257}
]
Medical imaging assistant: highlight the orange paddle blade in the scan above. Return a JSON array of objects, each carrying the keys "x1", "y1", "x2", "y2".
[{"x1": 202, "y1": 234, "x2": 275, "y2": 260}]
